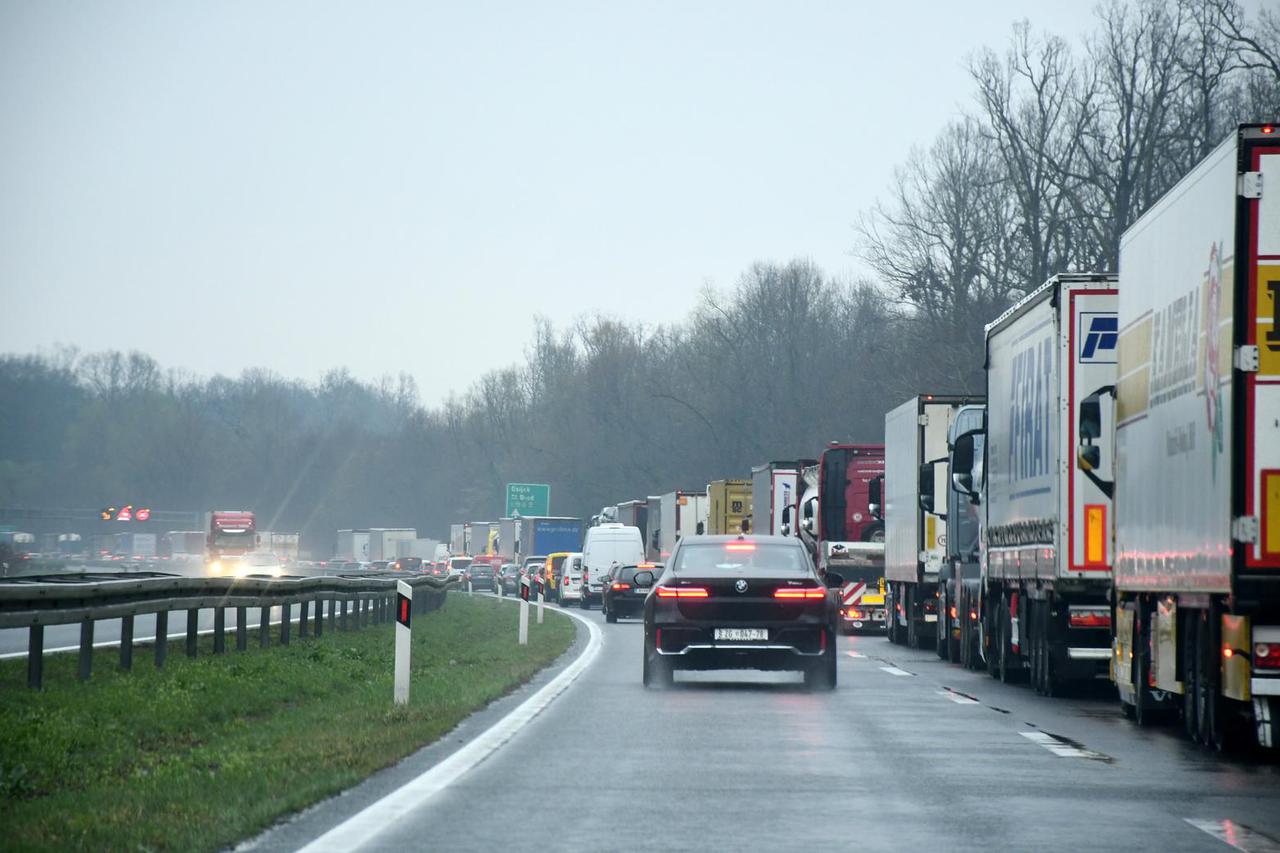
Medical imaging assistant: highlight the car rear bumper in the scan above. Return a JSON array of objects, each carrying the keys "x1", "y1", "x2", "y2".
[
  {"x1": 657, "y1": 644, "x2": 825, "y2": 671},
  {"x1": 606, "y1": 598, "x2": 644, "y2": 617}
]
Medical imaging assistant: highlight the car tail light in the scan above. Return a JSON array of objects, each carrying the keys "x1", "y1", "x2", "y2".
[
  {"x1": 611, "y1": 582, "x2": 631, "y2": 591},
  {"x1": 1255, "y1": 642, "x2": 1280, "y2": 670},
  {"x1": 774, "y1": 587, "x2": 825, "y2": 600},
  {"x1": 655, "y1": 585, "x2": 709, "y2": 599},
  {"x1": 637, "y1": 562, "x2": 656, "y2": 568},
  {"x1": 1069, "y1": 608, "x2": 1111, "y2": 629}
]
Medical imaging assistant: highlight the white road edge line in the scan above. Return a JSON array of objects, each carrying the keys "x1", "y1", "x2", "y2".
[
  {"x1": 879, "y1": 665, "x2": 912, "y2": 677},
  {"x1": 295, "y1": 596, "x2": 602, "y2": 853},
  {"x1": 1186, "y1": 818, "x2": 1280, "y2": 853}
]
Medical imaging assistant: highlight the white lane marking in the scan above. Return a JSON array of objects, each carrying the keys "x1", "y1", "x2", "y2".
[
  {"x1": 937, "y1": 690, "x2": 979, "y2": 705},
  {"x1": 846, "y1": 651, "x2": 866, "y2": 659},
  {"x1": 1019, "y1": 730, "x2": 1108, "y2": 760},
  {"x1": 879, "y1": 665, "x2": 913, "y2": 677},
  {"x1": 1186, "y1": 819, "x2": 1280, "y2": 853},
  {"x1": 296, "y1": 599, "x2": 602, "y2": 853}
]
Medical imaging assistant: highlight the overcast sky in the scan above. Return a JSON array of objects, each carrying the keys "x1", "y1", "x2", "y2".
[{"x1": 2, "y1": 1, "x2": 1100, "y2": 404}]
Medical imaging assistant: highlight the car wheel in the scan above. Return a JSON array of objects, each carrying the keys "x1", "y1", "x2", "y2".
[
  {"x1": 605, "y1": 599, "x2": 617, "y2": 623},
  {"x1": 804, "y1": 632, "x2": 837, "y2": 691},
  {"x1": 643, "y1": 634, "x2": 671, "y2": 688},
  {"x1": 580, "y1": 593, "x2": 590, "y2": 610}
]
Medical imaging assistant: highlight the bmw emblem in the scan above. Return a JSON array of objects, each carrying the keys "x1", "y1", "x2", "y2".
[{"x1": 735, "y1": 579, "x2": 748, "y2": 593}]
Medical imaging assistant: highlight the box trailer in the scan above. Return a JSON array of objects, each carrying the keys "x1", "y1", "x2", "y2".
[
  {"x1": 707, "y1": 479, "x2": 752, "y2": 535},
  {"x1": 884, "y1": 396, "x2": 972, "y2": 648},
  {"x1": 1104, "y1": 125, "x2": 1279, "y2": 748},
  {"x1": 336, "y1": 529, "x2": 371, "y2": 561},
  {"x1": 653, "y1": 491, "x2": 708, "y2": 561},
  {"x1": 751, "y1": 461, "x2": 803, "y2": 537},
  {"x1": 369, "y1": 528, "x2": 415, "y2": 561}
]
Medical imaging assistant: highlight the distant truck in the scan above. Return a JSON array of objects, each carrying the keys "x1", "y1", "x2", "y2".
[
  {"x1": 789, "y1": 444, "x2": 886, "y2": 631},
  {"x1": 113, "y1": 532, "x2": 157, "y2": 559},
  {"x1": 256, "y1": 531, "x2": 300, "y2": 561},
  {"x1": 751, "y1": 461, "x2": 809, "y2": 536},
  {"x1": 206, "y1": 510, "x2": 257, "y2": 572},
  {"x1": 369, "y1": 528, "x2": 415, "y2": 561},
  {"x1": 980, "y1": 274, "x2": 1118, "y2": 690},
  {"x1": 162, "y1": 530, "x2": 206, "y2": 560},
  {"x1": 449, "y1": 523, "x2": 466, "y2": 555},
  {"x1": 467, "y1": 522, "x2": 495, "y2": 556},
  {"x1": 707, "y1": 479, "x2": 752, "y2": 534},
  {"x1": 336, "y1": 529, "x2": 371, "y2": 561},
  {"x1": 649, "y1": 490, "x2": 708, "y2": 561},
  {"x1": 936, "y1": 403, "x2": 987, "y2": 668},
  {"x1": 497, "y1": 517, "x2": 519, "y2": 560},
  {"x1": 884, "y1": 397, "x2": 972, "y2": 648},
  {"x1": 1101, "y1": 125, "x2": 1279, "y2": 748},
  {"x1": 397, "y1": 538, "x2": 441, "y2": 560},
  {"x1": 516, "y1": 516, "x2": 584, "y2": 564}
]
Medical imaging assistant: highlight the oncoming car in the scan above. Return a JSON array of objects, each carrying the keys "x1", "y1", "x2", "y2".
[{"x1": 640, "y1": 535, "x2": 840, "y2": 690}]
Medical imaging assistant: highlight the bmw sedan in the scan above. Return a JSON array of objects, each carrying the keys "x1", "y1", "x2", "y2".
[{"x1": 639, "y1": 535, "x2": 840, "y2": 690}]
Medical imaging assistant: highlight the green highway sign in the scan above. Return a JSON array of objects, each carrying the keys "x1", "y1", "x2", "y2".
[{"x1": 505, "y1": 483, "x2": 550, "y2": 517}]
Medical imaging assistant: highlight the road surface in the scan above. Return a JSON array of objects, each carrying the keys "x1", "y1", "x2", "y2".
[{"x1": 249, "y1": 599, "x2": 1280, "y2": 853}]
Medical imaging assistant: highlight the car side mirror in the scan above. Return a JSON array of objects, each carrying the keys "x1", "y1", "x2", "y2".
[
  {"x1": 633, "y1": 570, "x2": 654, "y2": 588},
  {"x1": 824, "y1": 572, "x2": 844, "y2": 588}
]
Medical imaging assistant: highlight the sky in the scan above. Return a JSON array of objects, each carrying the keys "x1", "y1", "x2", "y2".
[{"x1": 1, "y1": 1, "x2": 1101, "y2": 404}]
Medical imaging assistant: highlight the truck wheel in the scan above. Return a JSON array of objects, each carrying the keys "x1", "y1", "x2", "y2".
[
  {"x1": 1028, "y1": 603, "x2": 1041, "y2": 693},
  {"x1": 906, "y1": 587, "x2": 920, "y2": 649},
  {"x1": 605, "y1": 602, "x2": 617, "y2": 624},
  {"x1": 998, "y1": 594, "x2": 1017, "y2": 684},
  {"x1": 986, "y1": 597, "x2": 1000, "y2": 679},
  {"x1": 886, "y1": 587, "x2": 900, "y2": 645},
  {"x1": 1182, "y1": 611, "x2": 1201, "y2": 742}
]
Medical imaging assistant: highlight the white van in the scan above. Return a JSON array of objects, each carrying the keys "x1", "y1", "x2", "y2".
[
  {"x1": 580, "y1": 524, "x2": 644, "y2": 608},
  {"x1": 557, "y1": 552, "x2": 586, "y2": 604}
]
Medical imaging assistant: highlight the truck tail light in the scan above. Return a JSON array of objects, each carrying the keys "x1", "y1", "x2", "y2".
[
  {"x1": 846, "y1": 607, "x2": 863, "y2": 618},
  {"x1": 774, "y1": 587, "x2": 825, "y2": 600},
  {"x1": 1255, "y1": 642, "x2": 1280, "y2": 670},
  {"x1": 655, "y1": 585, "x2": 709, "y2": 599},
  {"x1": 949, "y1": 606, "x2": 957, "y2": 619},
  {"x1": 1069, "y1": 608, "x2": 1111, "y2": 629}
]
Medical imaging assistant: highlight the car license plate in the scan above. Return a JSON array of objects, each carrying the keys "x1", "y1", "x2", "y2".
[{"x1": 714, "y1": 628, "x2": 767, "y2": 642}]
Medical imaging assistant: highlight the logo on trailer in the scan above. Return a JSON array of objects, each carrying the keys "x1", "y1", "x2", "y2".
[{"x1": 1079, "y1": 313, "x2": 1118, "y2": 363}]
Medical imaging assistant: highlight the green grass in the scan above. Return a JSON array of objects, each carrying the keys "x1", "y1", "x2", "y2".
[{"x1": 0, "y1": 594, "x2": 576, "y2": 851}]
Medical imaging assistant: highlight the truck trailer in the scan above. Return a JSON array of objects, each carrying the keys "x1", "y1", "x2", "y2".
[
  {"x1": 707, "y1": 479, "x2": 752, "y2": 535},
  {"x1": 1102, "y1": 124, "x2": 1279, "y2": 748},
  {"x1": 516, "y1": 516, "x2": 584, "y2": 563},
  {"x1": 751, "y1": 461, "x2": 807, "y2": 537},
  {"x1": 885, "y1": 398, "x2": 975, "y2": 647},
  {"x1": 651, "y1": 491, "x2": 708, "y2": 561},
  {"x1": 980, "y1": 273, "x2": 1119, "y2": 692}
]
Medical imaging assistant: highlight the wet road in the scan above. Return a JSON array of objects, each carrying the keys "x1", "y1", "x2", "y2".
[{"x1": 251, "y1": 598, "x2": 1280, "y2": 853}]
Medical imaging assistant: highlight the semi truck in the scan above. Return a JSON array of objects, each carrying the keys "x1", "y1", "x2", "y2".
[
  {"x1": 206, "y1": 511, "x2": 256, "y2": 573},
  {"x1": 789, "y1": 444, "x2": 887, "y2": 631},
  {"x1": 614, "y1": 500, "x2": 648, "y2": 541},
  {"x1": 937, "y1": 404, "x2": 987, "y2": 668},
  {"x1": 161, "y1": 530, "x2": 205, "y2": 561},
  {"x1": 884, "y1": 397, "x2": 972, "y2": 648},
  {"x1": 256, "y1": 531, "x2": 300, "y2": 561},
  {"x1": 1100, "y1": 124, "x2": 1279, "y2": 748},
  {"x1": 516, "y1": 516, "x2": 584, "y2": 563},
  {"x1": 707, "y1": 479, "x2": 752, "y2": 534},
  {"x1": 649, "y1": 491, "x2": 708, "y2": 561},
  {"x1": 497, "y1": 518, "x2": 518, "y2": 561},
  {"x1": 751, "y1": 461, "x2": 808, "y2": 537},
  {"x1": 449, "y1": 523, "x2": 466, "y2": 555},
  {"x1": 369, "y1": 528, "x2": 415, "y2": 561},
  {"x1": 466, "y1": 522, "x2": 495, "y2": 556},
  {"x1": 336, "y1": 529, "x2": 371, "y2": 561},
  {"x1": 980, "y1": 274, "x2": 1118, "y2": 691}
]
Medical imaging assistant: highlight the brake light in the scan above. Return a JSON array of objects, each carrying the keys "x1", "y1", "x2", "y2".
[
  {"x1": 970, "y1": 610, "x2": 978, "y2": 621},
  {"x1": 725, "y1": 543, "x2": 756, "y2": 552},
  {"x1": 655, "y1": 585, "x2": 709, "y2": 599},
  {"x1": 1069, "y1": 608, "x2": 1111, "y2": 629},
  {"x1": 611, "y1": 582, "x2": 631, "y2": 591},
  {"x1": 846, "y1": 607, "x2": 863, "y2": 618},
  {"x1": 774, "y1": 587, "x2": 825, "y2": 600},
  {"x1": 637, "y1": 562, "x2": 656, "y2": 568},
  {"x1": 949, "y1": 606, "x2": 957, "y2": 619},
  {"x1": 1255, "y1": 643, "x2": 1280, "y2": 670}
]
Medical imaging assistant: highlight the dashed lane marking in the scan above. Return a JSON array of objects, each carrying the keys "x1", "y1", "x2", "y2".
[
  {"x1": 1019, "y1": 730, "x2": 1112, "y2": 761},
  {"x1": 846, "y1": 651, "x2": 866, "y2": 659},
  {"x1": 1186, "y1": 819, "x2": 1280, "y2": 852},
  {"x1": 937, "y1": 689, "x2": 979, "y2": 705},
  {"x1": 879, "y1": 665, "x2": 913, "y2": 677}
]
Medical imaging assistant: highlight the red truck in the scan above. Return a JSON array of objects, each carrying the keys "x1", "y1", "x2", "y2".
[
  {"x1": 786, "y1": 443, "x2": 888, "y2": 631},
  {"x1": 205, "y1": 511, "x2": 257, "y2": 574}
]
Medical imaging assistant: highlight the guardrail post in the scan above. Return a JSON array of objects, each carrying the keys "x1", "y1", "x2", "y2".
[
  {"x1": 186, "y1": 608, "x2": 198, "y2": 658},
  {"x1": 260, "y1": 605, "x2": 270, "y2": 648},
  {"x1": 340, "y1": 599, "x2": 348, "y2": 631},
  {"x1": 28, "y1": 625, "x2": 43, "y2": 688},
  {"x1": 537, "y1": 578, "x2": 545, "y2": 625},
  {"x1": 78, "y1": 618, "x2": 94, "y2": 680},
  {"x1": 280, "y1": 602, "x2": 291, "y2": 645},
  {"x1": 155, "y1": 610, "x2": 168, "y2": 668},
  {"x1": 213, "y1": 608, "x2": 226, "y2": 654},
  {"x1": 236, "y1": 606, "x2": 248, "y2": 651},
  {"x1": 299, "y1": 599, "x2": 310, "y2": 638},
  {"x1": 329, "y1": 597, "x2": 337, "y2": 632},
  {"x1": 120, "y1": 615, "x2": 134, "y2": 670},
  {"x1": 315, "y1": 599, "x2": 325, "y2": 638},
  {"x1": 354, "y1": 597, "x2": 363, "y2": 630}
]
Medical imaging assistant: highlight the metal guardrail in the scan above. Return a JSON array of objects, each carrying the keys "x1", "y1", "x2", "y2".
[{"x1": 0, "y1": 571, "x2": 460, "y2": 688}]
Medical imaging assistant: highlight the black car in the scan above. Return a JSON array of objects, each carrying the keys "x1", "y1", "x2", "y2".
[
  {"x1": 601, "y1": 563, "x2": 663, "y2": 623},
  {"x1": 467, "y1": 560, "x2": 497, "y2": 591},
  {"x1": 497, "y1": 563, "x2": 519, "y2": 595},
  {"x1": 639, "y1": 535, "x2": 840, "y2": 690},
  {"x1": 393, "y1": 557, "x2": 423, "y2": 573}
]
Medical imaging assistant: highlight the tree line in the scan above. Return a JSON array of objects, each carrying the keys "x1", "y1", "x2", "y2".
[{"x1": 2, "y1": 0, "x2": 1276, "y2": 556}]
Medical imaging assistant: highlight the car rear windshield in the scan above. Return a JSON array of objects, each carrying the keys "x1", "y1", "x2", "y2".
[{"x1": 672, "y1": 543, "x2": 808, "y2": 574}]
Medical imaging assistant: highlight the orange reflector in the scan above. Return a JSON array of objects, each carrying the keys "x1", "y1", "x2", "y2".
[{"x1": 1085, "y1": 504, "x2": 1106, "y2": 565}]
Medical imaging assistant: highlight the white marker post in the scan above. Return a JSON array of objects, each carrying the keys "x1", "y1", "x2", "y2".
[
  {"x1": 536, "y1": 576, "x2": 545, "y2": 624},
  {"x1": 394, "y1": 580, "x2": 412, "y2": 705},
  {"x1": 518, "y1": 576, "x2": 530, "y2": 645},
  {"x1": 467, "y1": 575, "x2": 474, "y2": 597}
]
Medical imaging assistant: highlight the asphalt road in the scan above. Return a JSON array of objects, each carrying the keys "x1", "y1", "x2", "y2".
[{"x1": 250, "y1": 599, "x2": 1280, "y2": 853}]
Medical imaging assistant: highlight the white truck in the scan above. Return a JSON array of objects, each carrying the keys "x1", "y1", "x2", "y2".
[
  {"x1": 1099, "y1": 124, "x2": 1279, "y2": 748},
  {"x1": 983, "y1": 273, "x2": 1118, "y2": 690},
  {"x1": 751, "y1": 461, "x2": 804, "y2": 537},
  {"x1": 336, "y1": 529, "x2": 370, "y2": 562},
  {"x1": 449, "y1": 523, "x2": 466, "y2": 555},
  {"x1": 884, "y1": 396, "x2": 972, "y2": 648},
  {"x1": 650, "y1": 490, "x2": 708, "y2": 561},
  {"x1": 368, "y1": 528, "x2": 415, "y2": 561}
]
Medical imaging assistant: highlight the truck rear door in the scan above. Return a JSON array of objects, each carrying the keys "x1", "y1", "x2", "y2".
[{"x1": 1246, "y1": 135, "x2": 1280, "y2": 569}]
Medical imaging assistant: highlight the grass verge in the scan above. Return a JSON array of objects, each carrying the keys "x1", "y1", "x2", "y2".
[{"x1": 0, "y1": 594, "x2": 576, "y2": 851}]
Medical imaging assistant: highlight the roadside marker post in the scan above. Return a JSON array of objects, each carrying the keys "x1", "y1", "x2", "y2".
[
  {"x1": 467, "y1": 576, "x2": 474, "y2": 597},
  {"x1": 537, "y1": 577, "x2": 545, "y2": 624},
  {"x1": 518, "y1": 576, "x2": 529, "y2": 645},
  {"x1": 394, "y1": 580, "x2": 412, "y2": 705}
]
